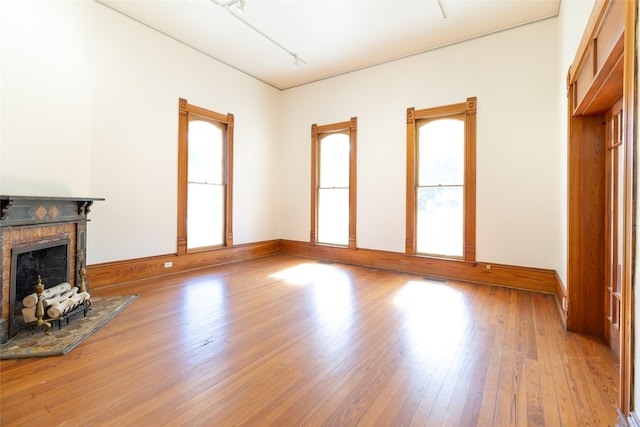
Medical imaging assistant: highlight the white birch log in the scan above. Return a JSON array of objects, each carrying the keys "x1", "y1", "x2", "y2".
[
  {"x1": 22, "y1": 282, "x2": 72, "y2": 307},
  {"x1": 43, "y1": 294, "x2": 67, "y2": 308},
  {"x1": 42, "y1": 282, "x2": 72, "y2": 299},
  {"x1": 22, "y1": 294, "x2": 38, "y2": 308},
  {"x1": 61, "y1": 287, "x2": 79, "y2": 299},
  {"x1": 22, "y1": 306, "x2": 37, "y2": 323},
  {"x1": 46, "y1": 292, "x2": 90, "y2": 318},
  {"x1": 47, "y1": 300, "x2": 71, "y2": 319}
]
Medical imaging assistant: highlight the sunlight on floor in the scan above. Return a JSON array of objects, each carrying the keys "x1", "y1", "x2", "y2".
[
  {"x1": 271, "y1": 262, "x2": 355, "y2": 349},
  {"x1": 181, "y1": 278, "x2": 227, "y2": 315},
  {"x1": 270, "y1": 262, "x2": 335, "y2": 286},
  {"x1": 180, "y1": 278, "x2": 228, "y2": 353},
  {"x1": 270, "y1": 264, "x2": 471, "y2": 360},
  {"x1": 394, "y1": 280, "x2": 468, "y2": 359}
]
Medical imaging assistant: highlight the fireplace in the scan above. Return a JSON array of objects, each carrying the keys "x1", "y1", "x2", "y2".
[{"x1": 1, "y1": 196, "x2": 103, "y2": 343}]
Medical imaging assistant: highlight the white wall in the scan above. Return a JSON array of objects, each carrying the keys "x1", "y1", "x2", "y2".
[
  {"x1": 1, "y1": 1, "x2": 282, "y2": 264},
  {"x1": 1, "y1": 1, "x2": 93, "y2": 196},
  {"x1": 556, "y1": 0, "x2": 595, "y2": 287},
  {"x1": 280, "y1": 18, "x2": 562, "y2": 270},
  {"x1": 1, "y1": 0, "x2": 595, "y2": 274}
]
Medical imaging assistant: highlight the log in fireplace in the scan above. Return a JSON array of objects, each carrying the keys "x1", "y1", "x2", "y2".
[{"x1": 0, "y1": 195, "x2": 103, "y2": 343}]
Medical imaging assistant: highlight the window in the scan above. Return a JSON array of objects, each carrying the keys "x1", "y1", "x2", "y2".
[
  {"x1": 311, "y1": 118, "x2": 357, "y2": 248},
  {"x1": 406, "y1": 97, "x2": 476, "y2": 261},
  {"x1": 177, "y1": 98, "x2": 234, "y2": 254}
]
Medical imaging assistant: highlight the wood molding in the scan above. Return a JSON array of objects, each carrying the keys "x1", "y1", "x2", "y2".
[
  {"x1": 279, "y1": 240, "x2": 559, "y2": 294},
  {"x1": 568, "y1": 0, "x2": 625, "y2": 115},
  {"x1": 177, "y1": 98, "x2": 188, "y2": 255},
  {"x1": 87, "y1": 239, "x2": 565, "y2": 322},
  {"x1": 349, "y1": 117, "x2": 357, "y2": 250},
  {"x1": 177, "y1": 98, "x2": 234, "y2": 253},
  {"x1": 405, "y1": 98, "x2": 477, "y2": 260},
  {"x1": 620, "y1": 0, "x2": 636, "y2": 415},
  {"x1": 310, "y1": 118, "x2": 357, "y2": 248},
  {"x1": 405, "y1": 107, "x2": 416, "y2": 254},
  {"x1": 566, "y1": 0, "x2": 635, "y2": 416},
  {"x1": 566, "y1": 113, "x2": 606, "y2": 335},
  {"x1": 310, "y1": 123, "x2": 318, "y2": 245},
  {"x1": 464, "y1": 97, "x2": 477, "y2": 261},
  {"x1": 226, "y1": 112, "x2": 234, "y2": 247},
  {"x1": 86, "y1": 240, "x2": 280, "y2": 289}
]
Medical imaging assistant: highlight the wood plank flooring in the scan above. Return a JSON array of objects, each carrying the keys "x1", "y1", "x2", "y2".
[{"x1": 0, "y1": 255, "x2": 619, "y2": 426}]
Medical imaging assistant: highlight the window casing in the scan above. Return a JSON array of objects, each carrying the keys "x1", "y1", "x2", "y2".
[
  {"x1": 178, "y1": 98, "x2": 234, "y2": 254},
  {"x1": 311, "y1": 118, "x2": 357, "y2": 248},
  {"x1": 406, "y1": 97, "x2": 476, "y2": 261}
]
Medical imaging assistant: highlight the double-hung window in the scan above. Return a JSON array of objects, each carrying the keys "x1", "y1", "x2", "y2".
[
  {"x1": 311, "y1": 118, "x2": 357, "y2": 248},
  {"x1": 177, "y1": 98, "x2": 234, "y2": 254},
  {"x1": 406, "y1": 98, "x2": 476, "y2": 260}
]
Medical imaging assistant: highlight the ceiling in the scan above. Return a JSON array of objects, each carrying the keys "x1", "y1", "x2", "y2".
[{"x1": 97, "y1": 0, "x2": 561, "y2": 90}]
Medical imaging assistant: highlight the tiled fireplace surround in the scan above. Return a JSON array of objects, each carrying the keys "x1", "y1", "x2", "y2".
[{"x1": 0, "y1": 196, "x2": 102, "y2": 343}]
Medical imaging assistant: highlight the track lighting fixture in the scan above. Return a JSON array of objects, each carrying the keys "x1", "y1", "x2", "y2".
[
  {"x1": 437, "y1": 0, "x2": 447, "y2": 19},
  {"x1": 210, "y1": 0, "x2": 305, "y2": 67},
  {"x1": 218, "y1": 0, "x2": 244, "y2": 12}
]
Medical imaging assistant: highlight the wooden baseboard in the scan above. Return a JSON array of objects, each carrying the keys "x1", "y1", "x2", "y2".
[
  {"x1": 86, "y1": 240, "x2": 280, "y2": 288},
  {"x1": 87, "y1": 238, "x2": 560, "y2": 297},
  {"x1": 280, "y1": 240, "x2": 559, "y2": 294}
]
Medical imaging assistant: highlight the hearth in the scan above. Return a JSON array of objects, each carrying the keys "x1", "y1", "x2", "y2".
[{"x1": 1, "y1": 195, "x2": 103, "y2": 343}]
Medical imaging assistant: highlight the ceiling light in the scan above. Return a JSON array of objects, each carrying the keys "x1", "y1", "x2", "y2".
[{"x1": 236, "y1": 0, "x2": 245, "y2": 13}]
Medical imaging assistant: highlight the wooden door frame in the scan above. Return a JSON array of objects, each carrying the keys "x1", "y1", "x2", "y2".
[
  {"x1": 620, "y1": 0, "x2": 635, "y2": 415},
  {"x1": 604, "y1": 97, "x2": 624, "y2": 361},
  {"x1": 566, "y1": 0, "x2": 636, "y2": 418}
]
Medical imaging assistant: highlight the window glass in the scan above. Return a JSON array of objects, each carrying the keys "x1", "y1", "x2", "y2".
[
  {"x1": 320, "y1": 134, "x2": 350, "y2": 188},
  {"x1": 416, "y1": 117, "x2": 465, "y2": 257},
  {"x1": 187, "y1": 183, "x2": 224, "y2": 248},
  {"x1": 188, "y1": 120, "x2": 223, "y2": 185},
  {"x1": 418, "y1": 119, "x2": 464, "y2": 186},
  {"x1": 187, "y1": 118, "x2": 225, "y2": 249},
  {"x1": 318, "y1": 133, "x2": 350, "y2": 246},
  {"x1": 416, "y1": 187, "x2": 463, "y2": 256}
]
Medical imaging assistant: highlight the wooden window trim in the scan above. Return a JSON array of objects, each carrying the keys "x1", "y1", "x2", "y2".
[
  {"x1": 311, "y1": 117, "x2": 357, "y2": 249},
  {"x1": 406, "y1": 97, "x2": 476, "y2": 261},
  {"x1": 177, "y1": 98, "x2": 234, "y2": 255}
]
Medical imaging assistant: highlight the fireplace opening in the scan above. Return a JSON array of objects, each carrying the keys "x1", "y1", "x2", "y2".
[{"x1": 10, "y1": 239, "x2": 70, "y2": 333}]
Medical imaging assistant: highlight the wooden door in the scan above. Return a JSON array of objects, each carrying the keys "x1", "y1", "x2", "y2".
[{"x1": 604, "y1": 97, "x2": 624, "y2": 359}]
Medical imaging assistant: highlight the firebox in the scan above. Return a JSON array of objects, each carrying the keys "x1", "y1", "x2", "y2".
[{"x1": 10, "y1": 239, "x2": 70, "y2": 327}]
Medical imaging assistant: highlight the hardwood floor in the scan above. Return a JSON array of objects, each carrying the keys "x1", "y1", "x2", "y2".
[{"x1": 0, "y1": 255, "x2": 618, "y2": 426}]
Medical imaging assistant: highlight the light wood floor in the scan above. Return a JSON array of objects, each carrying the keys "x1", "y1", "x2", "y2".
[{"x1": 1, "y1": 255, "x2": 619, "y2": 426}]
